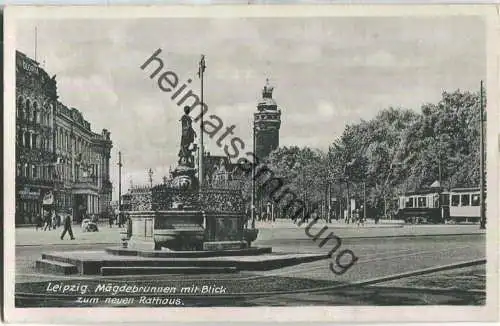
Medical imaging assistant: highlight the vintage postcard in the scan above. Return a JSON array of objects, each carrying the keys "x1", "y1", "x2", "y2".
[{"x1": 3, "y1": 4, "x2": 499, "y2": 323}]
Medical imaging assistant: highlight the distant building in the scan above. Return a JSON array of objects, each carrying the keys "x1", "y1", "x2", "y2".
[
  {"x1": 202, "y1": 152, "x2": 246, "y2": 190},
  {"x1": 15, "y1": 50, "x2": 113, "y2": 225},
  {"x1": 254, "y1": 79, "x2": 281, "y2": 160}
]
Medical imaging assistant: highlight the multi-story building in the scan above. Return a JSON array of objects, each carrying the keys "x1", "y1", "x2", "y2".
[
  {"x1": 15, "y1": 50, "x2": 113, "y2": 225},
  {"x1": 254, "y1": 79, "x2": 281, "y2": 160},
  {"x1": 15, "y1": 51, "x2": 58, "y2": 225},
  {"x1": 54, "y1": 102, "x2": 113, "y2": 223}
]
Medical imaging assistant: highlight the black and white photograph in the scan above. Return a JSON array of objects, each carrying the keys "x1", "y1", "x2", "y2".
[{"x1": 3, "y1": 5, "x2": 499, "y2": 323}]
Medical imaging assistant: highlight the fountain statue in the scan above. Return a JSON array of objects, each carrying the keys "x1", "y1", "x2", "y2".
[{"x1": 125, "y1": 106, "x2": 253, "y2": 251}]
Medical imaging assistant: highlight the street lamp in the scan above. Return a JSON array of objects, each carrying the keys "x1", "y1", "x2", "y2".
[
  {"x1": 117, "y1": 151, "x2": 122, "y2": 213},
  {"x1": 251, "y1": 121, "x2": 256, "y2": 229}
]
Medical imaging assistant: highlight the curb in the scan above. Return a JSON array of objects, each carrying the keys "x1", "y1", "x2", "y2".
[
  {"x1": 17, "y1": 242, "x2": 118, "y2": 247},
  {"x1": 256, "y1": 232, "x2": 485, "y2": 242}
]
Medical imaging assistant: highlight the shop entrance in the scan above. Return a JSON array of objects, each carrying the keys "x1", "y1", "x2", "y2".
[{"x1": 72, "y1": 194, "x2": 87, "y2": 224}]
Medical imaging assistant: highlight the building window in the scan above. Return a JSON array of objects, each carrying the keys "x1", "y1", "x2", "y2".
[
  {"x1": 451, "y1": 195, "x2": 460, "y2": 207},
  {"x1": 17, "y1": 97, "x2": 23, "y2": 120},
  {"x1": 33, "y1": 103, "x2": 38, "y2": 124},
  {"x1": 32, "y1": 165, "x2": 37, "y2": 179},
  {"x1": 26, "y1": 100, "x2": 31, "y2": 122},
  {"x1": 24, "y1": 132, "x2": 29, "y2": 149},
  {"x1": 461, "y1": 194, "x2": 470, "y2": 206}
]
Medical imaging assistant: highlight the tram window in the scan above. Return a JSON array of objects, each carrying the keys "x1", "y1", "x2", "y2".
[
  {"x1": 451, "y1": 195, "x2": 460, "y2": 206},
  {"x1": 461, "y1": 194, "x2": 470, "y2": 206},
  {"x1": 417, "y1": 197, "x2": 427, "y2": 208},
  {"x1": 441, "y1": 194, "x2": 450, "y2": 205},
  {"x1": 405, "y1": 197, "x2": 413, "y2": 208},
  {"x1": 471, "y1": 194, "x2": 480, "y2": 206}
]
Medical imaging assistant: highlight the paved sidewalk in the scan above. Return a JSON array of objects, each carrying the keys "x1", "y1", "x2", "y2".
[
  {"x1": 16, "y1": 225, "x2": 123, "y2": 246},
  {"x1": 255, "y1": 222, "x2": 486, "y2": 241},
  {"x1": 15, "y1": 220, "x2": 485, "y2": 246}
]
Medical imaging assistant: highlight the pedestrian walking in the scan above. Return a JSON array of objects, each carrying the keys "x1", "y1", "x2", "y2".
[
  {"x1": 355, "y1": 209, "x2": 364, "y2": 227},
  {"x1": 52, "y1": 212, "x2": 58, "y2": 230},
  {"x1": 60, "y1": 211, "x2": 75, "y2": 240},
  {"x1": 35, "y1": 213, "x2": 43, "y2": 231},
  {"x1": 126, "y1": 214, "x2": 132, "y2": 238},
  {"x1": 109, "y1": 214, "x2": 114, "y2": 228},
  {"x1": 43, "y1": 211, "x2": 52, "y2": 231}
]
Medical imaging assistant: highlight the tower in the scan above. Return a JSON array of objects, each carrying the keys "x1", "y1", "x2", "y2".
[{"x1": 254, "y1": 79, "x2": 281, "y2": 160}]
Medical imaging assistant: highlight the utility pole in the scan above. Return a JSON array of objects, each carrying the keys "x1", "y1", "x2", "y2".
[
  {"x1": 438, "y1": 157, "x2": 442, "y2": 187},
  {"x1": 479, "y1": 80, "x2": 486, "y2": 229},
  {"x1": 118, "y1": 151, "x2": 122, "y2": 213},
  {"x1": 198, "y1": 55, "x2": 206, "y2": 187}
]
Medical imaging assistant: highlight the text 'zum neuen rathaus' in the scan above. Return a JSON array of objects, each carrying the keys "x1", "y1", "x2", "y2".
[{"x1": 15, "y1": 51, "x2": 113, "y2": 226}]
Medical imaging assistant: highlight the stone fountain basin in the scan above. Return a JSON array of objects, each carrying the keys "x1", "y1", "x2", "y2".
[{"x1": 154, "y1": 210, "x2": 204, "y2": 250}]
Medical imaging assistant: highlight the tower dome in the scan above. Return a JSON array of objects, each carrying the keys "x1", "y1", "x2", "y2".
[{"x1": 257, "y1": 78, "x2": 277, "y2": 110}]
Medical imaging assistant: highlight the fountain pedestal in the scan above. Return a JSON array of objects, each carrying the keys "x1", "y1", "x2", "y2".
[{"x1": 203, "y1": 211, "x2": 247, "y2": 250}]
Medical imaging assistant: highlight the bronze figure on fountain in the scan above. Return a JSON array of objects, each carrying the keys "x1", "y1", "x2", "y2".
[
  {"x1": 169, "y1": 106, "x2": 199, "y2": 201},
  {"x1": 178, "y1": 106, "x2": 197, "y2": 168}
]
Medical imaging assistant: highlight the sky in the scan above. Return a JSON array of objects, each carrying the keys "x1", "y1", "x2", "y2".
[{"x1": 16, "y1": 16, "x2": 485, "y2": 200}]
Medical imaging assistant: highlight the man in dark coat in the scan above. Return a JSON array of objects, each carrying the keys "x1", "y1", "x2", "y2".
[{"x1": 60, "y1": 211, "x2": 75, "y2": 240}]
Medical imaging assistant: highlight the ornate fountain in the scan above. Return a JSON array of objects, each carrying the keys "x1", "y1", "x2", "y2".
[{"x1": 126, "y1": 106, "x2": 255, "y2": 251}]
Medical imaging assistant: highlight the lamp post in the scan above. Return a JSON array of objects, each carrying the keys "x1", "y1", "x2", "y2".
[
  {"x1": 479, "y1": 80, "x2": 486, "y2": 229},
  {"x1": 198, "y1": 55, "x2": 206, "y2": 187},
  {"x1": 363, "y1": 181, "x2": 367, "y2": 221},
  {"x1": 117, "y1": 151, "x2": 122, "y2": 213}
]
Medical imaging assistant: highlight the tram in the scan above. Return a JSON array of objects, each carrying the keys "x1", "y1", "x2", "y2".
[{"x1": 396, "y1": 186, "x2": 484, "y2": 224}]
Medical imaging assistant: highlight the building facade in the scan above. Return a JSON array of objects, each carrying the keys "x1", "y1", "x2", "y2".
[
  {"x1": 15, "y1": 50, "x2": 113, "y2": 225},
  {"x1": 15, "y1": 51, "x2": 58, "y2": 225},
  {"x1": 254, "y1": 79, "x2": 281, "y2": 160},
  {"x1": 54, "y1": 103, "x2": 113, "y2": 223}
]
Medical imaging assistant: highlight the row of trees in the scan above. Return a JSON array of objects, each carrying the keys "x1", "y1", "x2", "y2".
[{"x1": 254, "y1": 89, "x2": 485, "y2": 220}]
